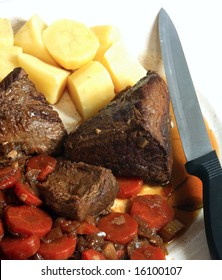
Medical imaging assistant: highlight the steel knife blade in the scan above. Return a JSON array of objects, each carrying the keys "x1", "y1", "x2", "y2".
[{"x1": 158, "y1": 7, "x2": 222, "y2": 259}]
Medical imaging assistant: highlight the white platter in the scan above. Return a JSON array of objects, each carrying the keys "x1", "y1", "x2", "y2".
[{"x1": 1, "y1": 0, "x2": 222, "y2": 260}]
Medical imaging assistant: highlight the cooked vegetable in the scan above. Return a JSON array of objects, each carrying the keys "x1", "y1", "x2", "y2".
[
  {"x1": 38, "y1": 235, "x2": 77, "y2": 260},
  {"x1": 18, "y1": 53, "x2": 70, "y2": 104},
  {"x1": 0, "y1": 18, "x2": 14, "y2": 46},
  {"x1": 67, "y1": 61, "x2": 115, "y2": 120},
  {"x1": 82, "y1": 248, "x2": 106, "y2": 260},
  {"x1": 26, "y1": 154, "x2": 57, "y2": 181},
  {"x1": 130, "y1": 244, "x2": 166, "y2": 260},
  {"x1": 14, "y1": 15, "x2": 57, "y2": 66},
  {"x1": 0, "y1": 166, "x2": 21, "y2": 190},
  {"x1": 76, "y1": 221, "x2": 99, "y2": 235},
  {"x1": 91, "y1": 25, "x2": 121, "y2": 60},
  {"x1": 5, "y1": 205, "x2": 53, "y2": 237},
  {"x1": 98, "y1": 41, "x2": 146, "y2": 92},
  {"x1": 130, "y1": 194, "x2": 174, "y2": 231},
  {"x1": 159, "y1": 218, "x2": 184, "y2": 241},
  {"x1": 0, "y1": 234, "x2": 40, "y2": 260},
  {"x1": 0, "y1": 46, "x2": 22, "y2": 81},
  {"x1": 102, "y1": 242, "x2": 118, "y2": 260},
  {"x1": 14, "y1": 182, "x2": 42, "y2": 207},
  {"x1": 42, "y1": 19, "x2": 99, "y2": 70},
  {"x1": 98, "y1": 212, "x2": 138, "y2": 245},
  {"x1": 116, "y1": 177, "x2": 143, "y2": 199}
]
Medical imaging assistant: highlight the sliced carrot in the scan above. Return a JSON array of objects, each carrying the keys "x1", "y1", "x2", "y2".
[
  {"x1": 5, "y1": 205, "x2": 53, "y2": 237},
  {"x1": 82, "y1": 249, "x2": 106, "y2": 260},
  {"x1": 167, "y1": 175, "x2": 203, "y2": 211},
  {"x1": 14, "y1": 182, "x2": 42, "y2": 207},
  {"x1": 116, "y1": 177, "x2": 143, "y2": 199},
  {"x1": 38, "y1": 235, "x2": 77, "y2": 260},
  {"x1": 0, "y1": 166, "x2": 21, "y2": 190},
  {"x1": 26, "y1": 155, "x2": 57, "y2": 181},
  {"x1": 0, "y1": 234, "x2": 40, "y2": 260},
  {"x1": 76, "y1": 221, "x2": 99, "y2": 235},
  {"x1": 130, "y1": 244, "x2": 166, "y2": 260},
  {"x1": 98, "y1": 212, "x2": 138, "y2": 245},
  {"x1": 130, "y1": 194, "x2": 174, "y2": 231}
]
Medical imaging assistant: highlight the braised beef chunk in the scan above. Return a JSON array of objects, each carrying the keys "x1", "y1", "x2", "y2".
[
  {"x1": 64, "y1": 71, "x2": 172, "y2": 183},
  {"x1": 37, "y1": 160, "x2": 119, "y2": 221},
  {"x1": 0, "y1": 67, "x2": 66, "y2": 164}
]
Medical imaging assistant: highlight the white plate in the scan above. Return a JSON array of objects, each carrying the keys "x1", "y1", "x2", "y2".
[{"x1": 1, "y1": 0, "x2": 222, "y2": 260}]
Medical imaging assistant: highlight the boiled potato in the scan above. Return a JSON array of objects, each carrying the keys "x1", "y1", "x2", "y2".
[
  {"x1": 0, "y1": 18, "x2": 14, "y2": 46},
  {"x1": 0, "y1": 46, "x2": 22, "y2": 81},
  {"x1": 14, "y1": 15, "x2": 57, "y2": 66},
  {"x1": 91, "y1": 25, "x2": 121, "y2": 60},
  {"x1": 18, "y1": 53, "x2": 70, "y2": 104},
  {"x1": 67, "y1": 61, "x2": 115, "y2": 120},
  {"x1": 98, "y1": 41, "x2": 146, "y2": 92},
  {"x1": 42, "y1": 19, "x2": 100, "y2": 70}
]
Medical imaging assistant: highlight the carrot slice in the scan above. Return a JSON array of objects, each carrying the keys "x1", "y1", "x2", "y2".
[
  {"x1": 98, "y1": 212, "x2": 138, "y2": 245},
  {"x1": 0, "y1": 234, "x2": 40, "y2": 260},
  {"x1": 26, "y1": 155, "x2": 57, "y2": 181},
  {"x1": 76, "y1": 221, "x2": 99, "y2": 235},
  {"x1": 5, "y1": 205, "x2": 53, "y2": 237},
  {"x1": 38, "y1": 235, "x2": 77, "y2": 260},
  {"x1": 130, "y1": 194, "x2": 174, "y2": 231},
  {"x1": 15, "y1": 182, "x2": 42, "y2": 206},
  {"x1": 0, "y1": 166, "x2": 21, "y2": 190},
  {"x1": 116, "y1": 177, "x2": 143, "y2": 199},
  {"x1": 82, "y1": 249, "x2": 106, "y2": 260},
  {"x1": 130, "y1": 244, "x2": 166, "y2": 260},
  {"x1": 14, "y1": 182, "x2": 42, "y2": 207}
]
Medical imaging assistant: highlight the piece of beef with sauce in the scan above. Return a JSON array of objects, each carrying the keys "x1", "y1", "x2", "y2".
[
  {"x1": 64, "y1": 71, "x2": 172, "y2": 184},
  {"x1": 37, "y1": 159, "x2": 119, "y2": 221},
  {"x1": 0, "y1": 67, "x2": 67, "y2": 166}
]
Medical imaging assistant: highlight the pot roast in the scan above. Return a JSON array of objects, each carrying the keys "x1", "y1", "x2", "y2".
[
  {"x1": 37, "y1": 160, "x2": 119, "y2": 221},
  {"x1": 64, "y1": 71, "x2": 172, "y2": 184},
  {"x1": 0, "y1": 68, "x2": 66, "y2": 164}
]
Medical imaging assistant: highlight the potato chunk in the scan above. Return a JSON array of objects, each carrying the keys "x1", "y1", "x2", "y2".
[
  {"x1": 91, "y1": 25, "x2": 121, "y2": 60},
  {"x1": 14, "y1": 15, "x2": 57, "y2": 66},
  {"x1": 0, "y1": 46, "x2": 22, "y2": 81},
  {"x1": 42, "y1": 19, "x2": 100, "y2": 70},
  {"x1": 18, "y1": 53, "x2": 70, "y2": 104},
  {"x1": 0, "y1": 18, "x2": 14, "y2": 46},
  {"x1": 98, "y1": 41, "x2": 146, "y2": 92},
  {"x1": 67, "y1": 61, "x2": 115, "y2": 120}
]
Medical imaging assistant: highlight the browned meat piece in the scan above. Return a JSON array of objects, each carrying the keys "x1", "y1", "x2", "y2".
[
  {"x1": 64, "y1": 71, "x2": 172, "y2": 184},
  {"x1": 37, "y1": 160, "x2": 119, "y2": 221},
  {"x1": 0, "y1": 68, "x2": 66, "y2": 164}
]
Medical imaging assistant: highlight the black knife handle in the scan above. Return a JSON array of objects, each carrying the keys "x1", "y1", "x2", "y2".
[{"x1": 185, "y1": 150, "x2": 222, "y2": 260}]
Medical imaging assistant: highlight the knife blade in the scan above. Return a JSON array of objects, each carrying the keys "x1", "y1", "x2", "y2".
[{"x1": 158, "y1": 8, "x2": 222, "y2": 260}]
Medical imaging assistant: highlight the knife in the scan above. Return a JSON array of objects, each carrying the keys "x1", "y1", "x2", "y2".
[{"x1": 158, "y1": 8, "x2": 222, "y2": 260}]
